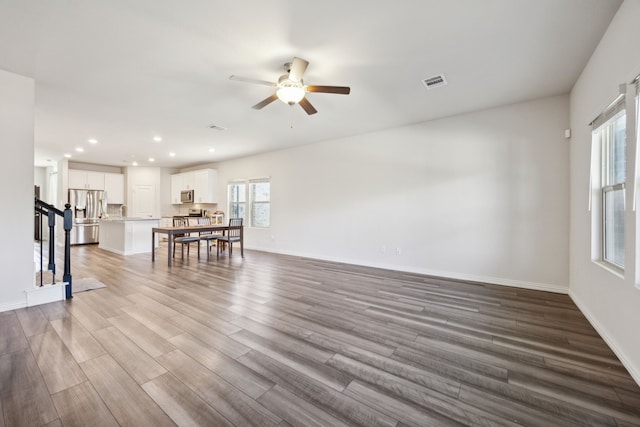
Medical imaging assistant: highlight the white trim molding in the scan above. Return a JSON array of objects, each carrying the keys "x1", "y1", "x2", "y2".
[
  {"x1": 25, "y1": 283, "x2": 66, "y2": 307},
  {"x1": 570, "y1": 290, "x2": 640, "y2": 387}
]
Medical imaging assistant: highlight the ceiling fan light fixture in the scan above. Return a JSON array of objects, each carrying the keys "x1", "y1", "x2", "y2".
[
  {"x1": 231, "y1": 57, "x2": 349, "y2": 114},
  {"x1": 276, "y1": 85, "x2": 305, "y2": 105}
]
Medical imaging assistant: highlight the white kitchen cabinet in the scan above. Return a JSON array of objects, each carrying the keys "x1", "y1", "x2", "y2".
[
  {"x1": 193, "y1": 169, "x2": 218, "y2": 203},
  {"x1": 170, "y1": 174, "x2": 184, "y2": 204},
  {"x1": 171, "y1": 169, "x2": 218, "y2": 204},
  {"x1": 69, "y1": 170, "x2": 105, "y2": 190},
  {"x1": 183, "y1": 172, "x2": 195, "y2": 190},
  {"x1": 104, "y1": 173, "x2": 125, "y2": 204},
  {"x1": 99, "y1": 218, "x2": 160, "y2": 255}
]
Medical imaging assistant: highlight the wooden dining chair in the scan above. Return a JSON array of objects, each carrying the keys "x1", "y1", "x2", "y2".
[
  {"x1": 172, "y1": 216, "x2": 200, "y2": 259},
  {"x1": 197, "y1": 217, "x2": 219, "y2": 260},
  {"x1": 216, "y1": 218, "x2": 243, "y2": 258}
]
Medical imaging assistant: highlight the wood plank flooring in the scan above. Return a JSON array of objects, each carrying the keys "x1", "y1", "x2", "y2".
[{"x1": 3, "y1": 243, "x2": 640, "y2": 426}]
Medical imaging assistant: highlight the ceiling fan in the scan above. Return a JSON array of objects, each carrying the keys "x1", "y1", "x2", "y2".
[{"x1": 229, "y1": 57, "x2": 350, "y2": 115}]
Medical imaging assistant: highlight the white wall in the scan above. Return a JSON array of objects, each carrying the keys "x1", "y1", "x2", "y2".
[
  {"x1": 0, "y1": 69, "x2": 35, "y2": 311},
  {"x1": 34, "y1": 166, "x2": 46, "y2": 201},
  {"x1": 216, "y1": 94, "x2": 570, "y2": 292},
  {"x1": 569, "y1": 0, "x2": 640, "y2": 384}
]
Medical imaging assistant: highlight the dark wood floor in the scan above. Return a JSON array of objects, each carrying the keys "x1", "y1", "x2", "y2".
[{"x1": 3, "y1": 243, "x2": 640, "y2": 426}]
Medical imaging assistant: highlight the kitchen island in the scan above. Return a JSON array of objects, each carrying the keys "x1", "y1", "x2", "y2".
[{"x1": 99, "y1": 217, "x2": 160, "y2": 255}]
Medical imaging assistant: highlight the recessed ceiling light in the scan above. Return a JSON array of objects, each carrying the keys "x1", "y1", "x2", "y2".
[
  {"x1": 88, "y1": 138, "x2": 98, "y2": 144},
  {"x1": 208, "y1": 148, "x2": 215, "y2": 153},
  {"x1": 148, "y1": 157, "x2": 155, "y2": 162},
  {"x1": 64, "y1": 154, "x2": 72, "y2": 158},
  {"x1": 132, "y1": 161, "x2": 138, "y2": 166},
  {"x1": 169, "y1": 152, "x2": 176, "y2": 157},
  {"x1": 153, "y1": 136, "x2": 162, "y2": 142},
  {"x1": 75, "y1": 147, "x2": 84, "y2": 152}
]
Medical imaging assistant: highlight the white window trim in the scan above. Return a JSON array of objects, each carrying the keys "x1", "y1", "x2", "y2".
[
  {"x1": 227, "y1": 177, "x2": 271, "y2": 228},
  {"x1": 249, "y1": 178, "x2": 271, "y2": 229},
  {"x1": 589, "y1": 90, "x2": 627, "y2": 276},
  {"x1": 227, "y1": 181, "x2": 246, "y2": 222}
]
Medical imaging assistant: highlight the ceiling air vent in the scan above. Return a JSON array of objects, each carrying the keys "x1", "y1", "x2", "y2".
[{"x1": 422, "y1": 74, "x2": 447, "y2": 90}]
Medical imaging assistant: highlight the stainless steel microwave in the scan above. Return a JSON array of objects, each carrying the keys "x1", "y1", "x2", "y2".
[{"x1": 180, "y1": 189, "x2": 194, "y2": 203}]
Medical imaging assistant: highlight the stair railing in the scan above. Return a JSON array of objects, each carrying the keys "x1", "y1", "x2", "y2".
[{"x1": 34, "y1": 198, "x2": 74, "y2": 299}]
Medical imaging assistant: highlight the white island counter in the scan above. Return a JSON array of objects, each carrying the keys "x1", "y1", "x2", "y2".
[{"x1": 99, "y1": 217, "x2": 160, "y2": 255}]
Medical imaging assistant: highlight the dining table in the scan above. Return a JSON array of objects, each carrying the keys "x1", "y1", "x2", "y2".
[{"x1": 151, "y1": 224, "x2": 240, "y2": 267}]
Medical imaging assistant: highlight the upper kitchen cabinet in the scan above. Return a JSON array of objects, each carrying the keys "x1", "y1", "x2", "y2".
[
  {"x1": 183, "y1": 172, "x2": 195, "y2": 190},
  {"x1": 170, "y1": 173, "x2": 184, "y2": 204},
  {"x1": 69, "y1": 170, "x2": 105, "y2": 190},
  {"x1": 104, "y1": 173, "x2": 125, "y2": 204},
  {"x1": 171, "y1": 169, "x2": 218, "y2": 204},
  {"x1": 194, "y1": 169, "x2": 218, "y2": 203}
]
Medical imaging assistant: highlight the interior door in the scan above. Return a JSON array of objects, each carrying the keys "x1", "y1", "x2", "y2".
[{"x1": 131, "y1": 184, "x2": 155, "y2": 217}]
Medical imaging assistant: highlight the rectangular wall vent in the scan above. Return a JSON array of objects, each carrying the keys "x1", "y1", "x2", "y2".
[{"x1": 422, "y1": 74, "x2": 447, "y2": 89}]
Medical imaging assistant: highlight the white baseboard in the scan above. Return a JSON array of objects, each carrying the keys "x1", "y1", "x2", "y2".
[
  {"x1": 0, "y1": 300, "x2": 27, "y2": 313},
  {"x1": 569, "y1": 291, "x2": 640, "y2": 387},
  {"x1": 246, "y1": 246, "x2": 569, "y2": 294}
]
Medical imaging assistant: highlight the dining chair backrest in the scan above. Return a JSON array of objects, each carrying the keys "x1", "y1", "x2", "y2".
[
  {"x1": 173, "y1": 216, "x2": 189, "y2": 227},
  {"x1": 227, "y1": 218, "x2": 243, "y2": 238},
  {"x1": 197, "y1": 217, "x2": 214, "y2": 237},
  {"x1": 173, "y1": 216, "x2": 190, "y2": 237}
]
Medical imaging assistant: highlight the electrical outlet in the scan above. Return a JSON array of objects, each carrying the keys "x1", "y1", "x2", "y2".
[{"x1": 396, "y1": 247, "x2": 401, "y2": 255}]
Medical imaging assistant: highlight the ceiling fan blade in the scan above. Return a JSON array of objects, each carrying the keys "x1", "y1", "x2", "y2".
[
  {"x1": 299, "y1": 97, "x2": 318, "y2": 115},
  {"x1": 252, "y1": 94, "x2": 279, "y2": 110},
  {"x1": 306, "y1": 85, "x2": 351, "y2": 95},
  {"x1": 229, "y1": 75, "x2": 276, "y2": 87},
  {"x1": 288, "y1": 57, "x2": 309, "y2": 82}
]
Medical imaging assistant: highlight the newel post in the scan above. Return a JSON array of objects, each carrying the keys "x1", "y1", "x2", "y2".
[
  {"x1": 63, "y1": 203, "x2": 73, "y2": 299},
  {"x1": 47, "y1": 209, "x2": 56, "y2": 278}
]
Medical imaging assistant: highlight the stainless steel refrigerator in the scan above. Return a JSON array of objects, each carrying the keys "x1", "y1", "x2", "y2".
[{"x1": 68, "y1": 189, "x2": 105, "y2": 244}]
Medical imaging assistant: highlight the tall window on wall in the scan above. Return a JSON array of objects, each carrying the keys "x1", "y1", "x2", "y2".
[
  {"x1": 592, "y1": 94, "x2": 626, "y2": 270},
  {"x1": 227, "y1": 179, "x2": 271, "y2": 227},
  {"x1": 228, "y1": 182, "x2": 246, "y2": 221},
  {"x1": 249, "y1": 179, "x2": 271, "y2": 228}
]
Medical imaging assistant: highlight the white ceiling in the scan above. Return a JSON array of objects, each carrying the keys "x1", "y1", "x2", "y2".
[{"x1": 0, "y1": 0, "x2": 622, "y2": 168}]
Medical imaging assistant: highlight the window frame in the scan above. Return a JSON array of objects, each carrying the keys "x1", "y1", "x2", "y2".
[
  {"x1": 602, "y1": 182, "x2": 625, "y2": 269},
  {"x1": 249, "y1": 179, "x2": 271, "y2": 228},
  {"x1": 593, "y1": 107, "x2": 627, "y2": 272},
  {"x1": 227, "y1": 181, "x2": 246, "y2": 222},
  {"x1": 227, "y1": 178, "x2": 271, "y2": 228}
]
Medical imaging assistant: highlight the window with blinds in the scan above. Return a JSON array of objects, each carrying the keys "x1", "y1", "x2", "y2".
[
  {"x1": 592, "y1": 94, "x2": 626, "y2": 270},
  {"x1": 249, "y1": 179, "x2": 270, "y2": 228},
  {"x1": 228, "y1": 182, "x2": 246, "y2": 221}
]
